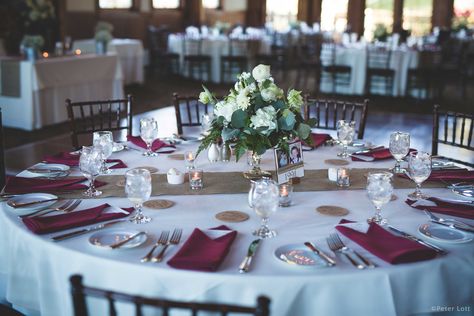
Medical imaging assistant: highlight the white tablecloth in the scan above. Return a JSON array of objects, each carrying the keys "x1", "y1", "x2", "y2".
[
  {"x1": 0, "y1": 129, "x2": 473, "y2": 315},
  {"x1": 73, "y1": 39, "x2": 144, "y2": 85},
  {"x1": 0, "y1": 54, "x2": 124, "y2": 130}
]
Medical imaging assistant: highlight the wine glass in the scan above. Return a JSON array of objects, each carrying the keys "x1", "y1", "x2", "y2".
[
  {"x1": 407, "y1": 151, "x2": 432, "y2": 199},
  {"x1": 125, "y1": 168, "x2": 152, "y2": 224},
  {"x1": 140, "y1": 118, "x2": 159, "y2": 157},
  {"x1": 366, "y1": 172, "x2": 393, "y2": 225},
  {"x1": 251, "y1": 179, "x2": 279, "y2": 238},
  {"x1": 337, "y1": 120, "x2": 356, "y2": 158},
  {"x1": 79, "y1": 146, "x2": 103, "y2": 197},
  {"x1": 389, "y1": 132, "x2": 410, "y2": 174},
  {"x1": 93, "y1": 131, "x2": 114, "y2": 174}
]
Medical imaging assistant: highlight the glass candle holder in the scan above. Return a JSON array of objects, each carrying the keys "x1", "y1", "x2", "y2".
[
  {"x1": 279, "y1": 183, "x2": 293, "y2": 207},
  {"x1": 337, "y1": 168, "x2": 350, "y2": 187},
  {"x1": 184, "y1": 151, "x2": 195, "y2": 170},
  {"x1": 189, "y1": 169, "x2": 203, "y2": 190}
]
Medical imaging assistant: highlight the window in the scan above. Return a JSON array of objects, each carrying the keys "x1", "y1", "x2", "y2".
[
  {"x1": 266, "y1": 0, "x2": 298, "y2": 31},
  {"x1": 364, "y1": 0, "x2": 394, "y2": 40},
  {"x1": 203, "y1": 0, "x2": 220, "y2": 9},
  {"x1": 453, "y1": 0, "x2": 474, "y2": 29},
  {"x1": 152, "y1": 0, "x2": 179, "y2": 9},
  {"x1": 98, "y1": 0, "x2": 132, "y2": 9},
  {"x1": 321, "y1": 0, "x2": 349, "y2": 32},
  {"x1": 403, "y1": 0, "x2": 433, "y2": 36}
]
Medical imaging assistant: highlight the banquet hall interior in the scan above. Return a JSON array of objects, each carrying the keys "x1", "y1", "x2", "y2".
[{"x1": 0, "y1": 0, "x2": 473, "y2": 316}]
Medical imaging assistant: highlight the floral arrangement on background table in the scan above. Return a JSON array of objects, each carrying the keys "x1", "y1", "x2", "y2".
[
  {"x1": 94, "y1": 21, "x2": 114, "y2": 54},
  {"x1": 21, "y1": 34, "x2": 44, "y2": 61},
  {"x1": 197, "y1": 64, "x2": 315, "y2": 178}
]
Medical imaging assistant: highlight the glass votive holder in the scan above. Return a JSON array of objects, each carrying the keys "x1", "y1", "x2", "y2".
[
  {"x1": 279, "y1": 183, "x2": 293, "y2": 207},
  {"x1": 184, "y1": 151, "x2": 195, "y2": 170},
  {"x1": 189, "y1": 169, "x2": 203, "y2": 190},
  {"x1": 336, "y1": 168, "x2": 350, "y2": 187}
]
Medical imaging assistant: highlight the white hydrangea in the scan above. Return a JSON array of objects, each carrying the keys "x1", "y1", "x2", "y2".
[
  {"x1": 239, "y1": 72, "x2": 251, "y2": 80},
  {"x1": 250, "y1": 106, "x2": 277, "y2": 135},
  {"x1": 261, "y1": 83, "x2": 283, "y2": 102},
  {"x1": 214, "y1": 100, "x2": 238, "y2": 122},
  {"x1": 247, "y1": 82, "x2": 257, "y2": 93}
]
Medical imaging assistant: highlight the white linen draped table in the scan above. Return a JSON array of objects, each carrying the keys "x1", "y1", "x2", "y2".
[
  {"x1": 0, "y1": 141, "x2": 473, "y2": 316},
  {"x1": 72, "y1": 39, "x2": 144, "y2": 85}
]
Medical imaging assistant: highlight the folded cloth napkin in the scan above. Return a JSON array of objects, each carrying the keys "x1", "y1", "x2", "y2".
[
  {"x1": 43, "y1": 152, "x2": 127, "y2": 169},
  {"x1": 406, "y1": 198, "x2": 474, "y2": 220},
  {"x1": 22, "y1": 203, "x2": 133, "y2": 234},
  {"x1": 3, "y1": 176, "x2": 107, "y2": 194},
  {"x1": 307, "y1": 133, "x2": 332, "y2": 149},
  {"x1": 167, "y1": 225, "x2": 237, "y2": 272},
  {"x1": 351, "y1": 148, "x2": 416, "y2": 161},
  {"x1": 127, "y1": 135, "x2": 175, "y2": 152},
  {"x1": 336, "y1": 219, "x2": 437, "y2": 264},
  {"x1": 425, "y1": 170, "x2": 474, "y2": 182}
]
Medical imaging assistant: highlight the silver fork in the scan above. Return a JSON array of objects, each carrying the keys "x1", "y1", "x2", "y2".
[
  {"x1": 152, "y1": 228, "x2": 182, "y2": 263},
  {"x1": 141, "y1": 231, "x2": 169, "y2": 263},
  {"x1": 19, "y1": 199, "x2": 74, "y2": 218},
  {"x1": 424, "y1": 210, "x2": 474, "y2": 232},
  {"x1": 22, "y1": 200, "x2": 81, "y2": 218},
  {"x1": 327, "y1": 234, "x2": 365, "y2": 269},
  {"x1": 331, "y1": 233, "x2": 376, "y2": 268}
]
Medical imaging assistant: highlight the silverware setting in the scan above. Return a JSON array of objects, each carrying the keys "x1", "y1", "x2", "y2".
[
  {"x1": 424, "y1": 210, "x2": 474, "y2": 233},
  {"x1": 304, "y1": 241, "x2": 336, "y2": 266},
  {"x1": 8, "y1": 197, "x2": 59, "y2": 208},
  {"x1": 239, "y1": 239, "x2": 261, "y2": 273},
  {"x1": 141, "y1": 230, "x2": 169, "y2": 263},
  {"x1": 51, "y1": 219, "x2": 127, "y2": 241},
  {"x1": 428, "y1": 197, "x2": 474, "y2": 205},
  {"x1": 386, "y1": 225, "x2": 447, "y2": 255},
  {"x1": 327, "y1": 233, "x2": 375, "y2": 269},
  {"x1": 110, "y1": 231, "x2": 146, "y2": 249},
  {"x1": 152, "y1": 228, "x2": 182, "y2": 263},
  {"x1": 20, "y1": 199, "x2": 82, "y2": 218}
]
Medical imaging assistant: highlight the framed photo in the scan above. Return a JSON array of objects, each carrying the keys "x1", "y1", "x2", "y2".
[{"x1": 274, "y1": 141, "x2": 304, "y2": 184}]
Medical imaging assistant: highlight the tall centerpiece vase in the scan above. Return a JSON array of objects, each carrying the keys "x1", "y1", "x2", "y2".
[
  {"x1": 95, "y1": 41, "x2": 107, "y2": 55},
  {"x1": 25, "y1": 47, "x2": 38, "y2": 61},
  {"x1": 243, "y1": 151, "x2": 271, "y2": 180}
]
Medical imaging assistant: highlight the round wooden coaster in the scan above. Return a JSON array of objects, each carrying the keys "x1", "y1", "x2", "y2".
[
  {"x1": 215, "y1": 211, "x2": 249, "y2": 223},
  {"x1": 116, "y1": 178, "x2": 126, "y2": 187},
  {"x1": 168, "y1": 154, "x2": 184, "y2": 160},
  {"x1": 324, "y1": 159, "x2": 350, "y2": 166},
  {"x1": 143, "y1": 199, "x2": 175, "y2": 209},
  {"x1": 137, "y1": 166, "x2": 159, "y2": 174},
  {"x1": 316, "y1": 205, "x2": 350, "y2": 217},
  {"x1": 390, "y1": 194, "x2": 398, "y2": 201}
]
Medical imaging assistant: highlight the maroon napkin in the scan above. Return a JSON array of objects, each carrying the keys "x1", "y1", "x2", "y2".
[
  {"x1": 3, "y1": 176, "x2": 107, "y2": 194},
  {"x1": 336, "y1": 219, "x2": 437, "y2": 264},
  {"x1": 307, "y1": 133, "x2": 332, "y2": 149},
  {"x1": 167, "y1": 225, "x2": 237, "y2": 272},
  {"x1": 425, "y1": 170, "x2": 474, "y2": 182},
  {"x1": 43, "y1": 152, "x2": 127, "y2": 169},
  {"x1": 22, "y1": 203, "x2": 133, "y2": 234},
  {"x1": 406, "y1": 198, "x2": 474, "y2": 220},
  {"x1": 127, "y1": 135, "x2": 175, "y2": 152},
  {"x1": 351, "y1": 148, "x2": 416, "y2": 161}
]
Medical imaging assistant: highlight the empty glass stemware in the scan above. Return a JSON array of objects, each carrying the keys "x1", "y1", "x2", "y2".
[
  {"x1": 125, "y1": 168, "x2": 152, "y2": 224},
  {"x1": 251, "y1": 179, "x2": 279, "y2": 238},
  {"x1": 140, "y1": 118, "x2": 159, "y2": 157},
  {"x1": 337, "y1": 120, "x2": 355, "y2": 158},
  {"x1": 93, "y1": 131, "x2": 114, "y2": 174},
  {"x1": 389, "y1": 132, "x2": 410, "y2": 174},
  {"x1": 201, "y1": 113, "x2": 212, "y2": 135},
  {"x1": 407, "y1": 151, "x2": 432, "y2": 200},
  {"x1": 367, "y1": 172, "x2": 393, "y2": 225},
  {"x1": 79, "y1": 146, "x2": 103, "y2": 197}
]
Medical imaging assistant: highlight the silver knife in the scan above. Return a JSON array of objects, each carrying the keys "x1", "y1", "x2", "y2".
[
  {"x1": 352, "y1": 146, "x2": 384, "y2": 155},
  {"x1": 387, "y1": 225, "x2": 447, "y2": 254},
  {"x1": 239, "y1": 239, "x2": 261, "y2": 273},
  {"x1": 432, "y1": 197, "x2": 474, "y2": 205},
  {"x1": 110, "y1": 231, "x2": 146, "y2": 249},
  {"x1": 430, "y1": 220, "x2": 474, "y2": 234},
  {"x1": 51, "y1": 219, "x2": 127, "y2": 241},
  {"x1": 304, "y1": 242, "x2": 336, "y2": 266}
]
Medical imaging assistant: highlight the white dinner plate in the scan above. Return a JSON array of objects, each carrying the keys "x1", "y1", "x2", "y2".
[
  {"x1": 418, "y1": 223, "x2": 472, "y2": 244},
  {"x1": 431, "y1": 158, "x2": 455, "y2": 169},
  {"x1": 274, "y1": 243, "x2": 330, "y2": 268},
  {"x1": 112, "y1": 143, "x2": 125, "y2": 152},
  {"x1": 451, "y1": 188, "x2": 474, "y2": 201},
  {"x1": 89, "y1": 229, "x2": 147, "y2": 249},
  {"x1": 7, "y1": 193, "x2": 58, "y2": 216},
  {"x1": 27, "y1": 163, "x2": 70, "y2": 177}
]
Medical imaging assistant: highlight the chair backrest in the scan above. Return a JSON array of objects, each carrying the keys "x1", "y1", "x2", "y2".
[
  {"x1": 298, "y1": 33, "x2": 323, "y2": 61},
  {"x1": 228, "y1": 38, "x2": 248, "y2": 56},
  {"x1": 0, "y1": 108, "x2": 5, "y2": 189},
  {"x1": 304, "y1": 96, "x2": 369, "y2": 139},
  {"x1": 173, "y1": 93, "x2": 212, "y2": 135},
  {"x1": 367, "y1": 45, "x2": 391, "y2": 69},
  {"x1": 183, "y1": 37, "x2": 203, "y2": 56},
  {"x1": 320, "y1": 42, "x2": 337, "y2": 66},
  {"x1": 432, "y1": 104, "x2": 474, "y2": 159},
  {"x1": 66, "y1": 95, "x2": 133, "y2": 150},
  {"x1": 148, "y1": 25, "x2": 171, "y2": 56},
  {"x1": 70, "y1": 275, "x2": 271, "y2": 316}
]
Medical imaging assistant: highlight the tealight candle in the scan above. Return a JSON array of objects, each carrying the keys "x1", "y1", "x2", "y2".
[
  {"x1": 189, "y1": 169, "x2": 203, "y2": 190},
  {"x1": 184, "y1": 151, "x2": 195, "y2": 170},
  {"x1": 42, "y1": 52, "x2": 49, "y2": 58},
  {"x1": 279, "y1": 183, "x2": 293, "y2": 207},
  {"x1": 74, "y1": 49, "x2": 81, "y2": 55},
  {"x1": 337, "y1": 168, "x2": 350, "y2": 187}
]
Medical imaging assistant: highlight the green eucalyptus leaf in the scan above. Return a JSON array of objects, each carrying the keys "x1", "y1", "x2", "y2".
[
  {"x1": 297, "y1": 123, "x2": 311, "y2": 140},
  {"x1": 273, "y1": 99, "x2": 286, "y2": 111},
  {"x1": 222, "y1": 127, "x2": 240, "y2": 141},
  {"x1": 278, "y1": 109, "x2": 296, "y2": 130},
  {"x1": 231, "y1": 109, "x2": 248, "y2": 128}
]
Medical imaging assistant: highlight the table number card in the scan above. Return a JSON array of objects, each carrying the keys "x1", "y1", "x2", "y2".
[{"x1": 274, "y1": 141, "x2": 304, "y2": 184}]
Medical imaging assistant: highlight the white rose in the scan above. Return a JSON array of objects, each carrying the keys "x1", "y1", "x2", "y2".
[
  {"x1": 199, "y1": 90, "x2": 212, "y2": 104},
  {"x1": 250, "y1": 106, "x2": 277, "y2": 135},
  {"x1": 252, "y1": 64, "x2": 271, "y2": 81}
]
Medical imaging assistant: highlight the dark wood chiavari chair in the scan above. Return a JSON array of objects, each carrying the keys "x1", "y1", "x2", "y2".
[
  {"x1": 319, "y1": 43, "x2": 352, "y2": 95},
  {"x1": 432, "y1": 104, "x2": 474, "y2": 167},
  {"x1": 220, "y1": 38, "x2": 249, "y2": 83},
  {"x1": 66, "y1": 95, "x2": 133, "y2": 150},
  {"x1": 70, "y1": 275, "x2": 271, "y2": 316},
  {"x1": 173, "y1": 93, "x2": 216, "y2": 136},
  {"x1": 295, "y1": 33, "x2": 323, "y2": 92},
  {"x1": 406, "y1": 50, "x2": 442, "y2": 100},
  {"x1": 147, "y1": 25, "x2": 180, "y2": 76},
  {"x1": 183, "y1": 37, "x2": 212, "y2": 82},
  {"x1": 365, "y1": 46, "x2": 395, "y2": 96},
  {"x1": 304, "y1": 96, "x2": 369, "y2": 140}
]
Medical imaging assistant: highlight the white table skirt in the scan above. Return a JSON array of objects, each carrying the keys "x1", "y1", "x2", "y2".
[{"x1": 1, "y1": 138, "x2": 473, "y2": 316}]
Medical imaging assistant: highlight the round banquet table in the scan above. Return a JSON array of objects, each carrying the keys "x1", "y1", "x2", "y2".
[{"x1": 0, "y1": 136, "x2": 473, "y2": 316}]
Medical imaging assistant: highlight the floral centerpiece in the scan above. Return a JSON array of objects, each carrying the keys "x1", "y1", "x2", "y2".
[
  {"x1": 94, "y1": 21, "x2": 114, "y2": 54},
  {"x1": 197, "y1": 64, "x2": 315, "y2": 178},
  {"x1": 373, "y1": 24, "x2": 389, "y2": 42},
  {"x1": 21, "y1": 34, "x2": 44, "y2": 60}
]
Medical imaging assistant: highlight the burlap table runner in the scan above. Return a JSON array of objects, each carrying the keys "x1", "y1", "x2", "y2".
[{"x1": 57, "y1": 169, "x2": 445, "y2": 199}]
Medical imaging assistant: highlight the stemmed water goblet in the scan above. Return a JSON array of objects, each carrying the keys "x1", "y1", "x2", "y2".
[
  {"x1": 251, "y1": 179, "x2": 279, "y2": 238},
  {"x1": 389, "y1": 132, "x2": 410, "y2": 174},
  {"x1": 407, "y1": 151, "x2": 432, "y2": 200},
  {"x1": 93, "y1": 131, "x2": 114, "y2": 174},
  {"x1": 125, "y1": 168, "x2": 152, "y2": 224},
  {"x1": 366, "y1": 172, "x2": 394, "y2": 225},
  {"x1": 337, "y1": 120, "x2": 355, "y2": 158},
  {"x1": 79, "y1": 146, "x2": 103, "y2": 197},
  {"x1": 140, "y1": 118, "x2": 159, "y2": 157}
]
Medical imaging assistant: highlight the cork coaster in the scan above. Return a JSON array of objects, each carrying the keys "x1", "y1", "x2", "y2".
[
  {"x1": 143, "y1": 199, "x2": 175, "y2": 209},
  {"x1": 137, "y1": 166, "x2": 159, "y2": 174},
  {"x1": 324, "y1": 159, "x2": 350, "y2": 166},
  {"x1": 168, "y1": 154, "x2": 184, "y2": 160},
  {"x1": 215, "y1": 211, "x2": 249, "y2": 222},
  {"x1": 316, "y1": 205, "x2": 350, "y2": 216},
  {"x1": 115, "y1": 178, "x2": 126, "y2": 187},
  {"x1": 390, "y1": 194, "x2": 398, "y2": 201}
]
